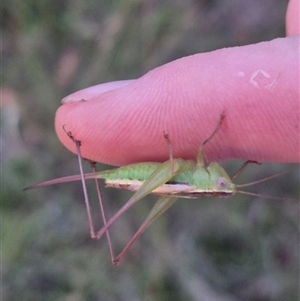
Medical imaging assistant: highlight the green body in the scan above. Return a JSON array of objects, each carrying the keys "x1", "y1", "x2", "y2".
[
  {"x1": 25, "y1": 114, "x2": 294, "y2": 264},
  {"x1": 96, "y1": 160, "x2": 236, "y2": 198},
  {"x1": 29, "y1": 158, "x2": 236, "y2": 198},
  {"x1": 25, "y1": 147, "x2": 295, "y2": 265},
  {"x1": 25, "y1": 115, "x2": 239, "y2": 264}
]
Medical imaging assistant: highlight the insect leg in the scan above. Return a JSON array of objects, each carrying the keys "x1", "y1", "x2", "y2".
[
  {"x1": 163, "y1": 131, "x2": 175, "y2": 175},
  {"x1": 89, "y1": 161, "x2": 115, "y2": 263},
  {"x1": 113, "y1": 196, "x2": 178, "y2": 265},
  {"x1": 202, "y1": 111, "x2": 225, "y2": 147},
  {"x1": 95, "y1": 160, "x2": 192, "y2": 242},
  {"x1": 62, "y1": 125, "x2": 97, "y2": 239},
  {"x1": 231, "y1": 160, "x2": 261, "y2": 181},
  {"x1": 197, "y1": 111, "x2": 225, "y2": 166}
]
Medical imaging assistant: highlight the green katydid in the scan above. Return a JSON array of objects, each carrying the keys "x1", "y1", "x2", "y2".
[{"x1": 25, "y1": 112, "x2": 296, "y2": 265}]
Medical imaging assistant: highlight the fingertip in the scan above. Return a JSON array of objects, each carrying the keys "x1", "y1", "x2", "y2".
[
  {"x1": 61, "y1": 80, "x2": 135, "y2": 104},
  {"x1": 55, "y1": 104, "x2": 77, "y2": 155},
  {"x1": 286, "y1": 0, "x2": 300, "y2": 36},
  {"x1": 54, "y1": 37, "x2": 299, "y2": 165}
]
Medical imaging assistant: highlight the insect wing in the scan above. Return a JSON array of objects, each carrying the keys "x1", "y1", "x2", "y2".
[
  {"x1": 96, "y1": 159, "x2": 192, "y2": 239},
  {"x1": 124, "y1": 159, "x2": 191, "y2": 203},
  {"x1": 24, "y1": 174, "x2": 87, "y2": 190}
]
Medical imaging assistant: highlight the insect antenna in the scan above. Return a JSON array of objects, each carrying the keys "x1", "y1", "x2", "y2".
[
  {"x1": 235, "y1": 168, "x2": 298, "y2": 201},
  {"x1": 236, "y1": 190, "x2": 297, "y2": 202},
  {"x1": 235, "y1": 168, "x2": 293, "y2": 188}
]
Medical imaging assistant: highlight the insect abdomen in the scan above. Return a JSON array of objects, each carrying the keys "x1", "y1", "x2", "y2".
[{"x1": 100, "y1": 162, "x2": 161, "y2": 182}]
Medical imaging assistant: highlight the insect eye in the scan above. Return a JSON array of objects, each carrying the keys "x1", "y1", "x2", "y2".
[{"x1": 217, "y1": 177, "x2": 228, "y2": 188}]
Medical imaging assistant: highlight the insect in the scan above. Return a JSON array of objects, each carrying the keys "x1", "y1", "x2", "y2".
[{"x1": 25, "y1": 113, "x2": 295, "y2": 264}]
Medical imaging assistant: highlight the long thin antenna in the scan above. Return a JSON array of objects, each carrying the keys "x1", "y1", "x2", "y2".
[
  {"x1": 237, "y1": 190, "x2": 297, "y2": 202},
  {"x1": 235, "y1": 169, "x2": 293, "y2": 188}
]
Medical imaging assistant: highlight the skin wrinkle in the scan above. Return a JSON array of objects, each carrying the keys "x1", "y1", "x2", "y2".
[
  {"x1": 55, "y1": 36, "x2": 299, "y2": 166},
  {"x1": 131, "y1": 76, "x2": 182, "y2": 157},
  {"x1": 173, "y1": 61, "x2": 228, "y2": 157},
  {"x1": 115, "y1": 88, "x2": 163, "y2": 161}
]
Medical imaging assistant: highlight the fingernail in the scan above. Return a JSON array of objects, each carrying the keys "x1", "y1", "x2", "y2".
[{"x1": 61, "y1": 80, "x2": 134, "y2": 104}]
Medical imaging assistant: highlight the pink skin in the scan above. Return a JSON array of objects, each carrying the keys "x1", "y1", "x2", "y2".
[
  {"x1": 55, "y1": 1, "x2": 299, "y2": 166},
  {"x1": 286, "y1": 0, "x2": 300, "y2": 36}
]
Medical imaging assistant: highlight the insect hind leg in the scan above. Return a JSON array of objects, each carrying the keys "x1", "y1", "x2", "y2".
[
  {"x1": 63, "y1": 126, "x2": 117, "y2": 259},
  {"x1": 63, "y1": 125, "x2": 97, "y2": 239},
  {"x1": 113, "y1": 196, "x2": 177, "y2": 264}
]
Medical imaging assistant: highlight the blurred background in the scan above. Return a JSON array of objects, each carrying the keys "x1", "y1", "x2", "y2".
[{"x1": 2, "y1": 0, "x2": 299, "y2": 300}]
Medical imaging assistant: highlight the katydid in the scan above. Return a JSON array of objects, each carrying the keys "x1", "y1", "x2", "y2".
[{"x1": 25, "y1": 113, "x2": 296, "y2": 264}]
